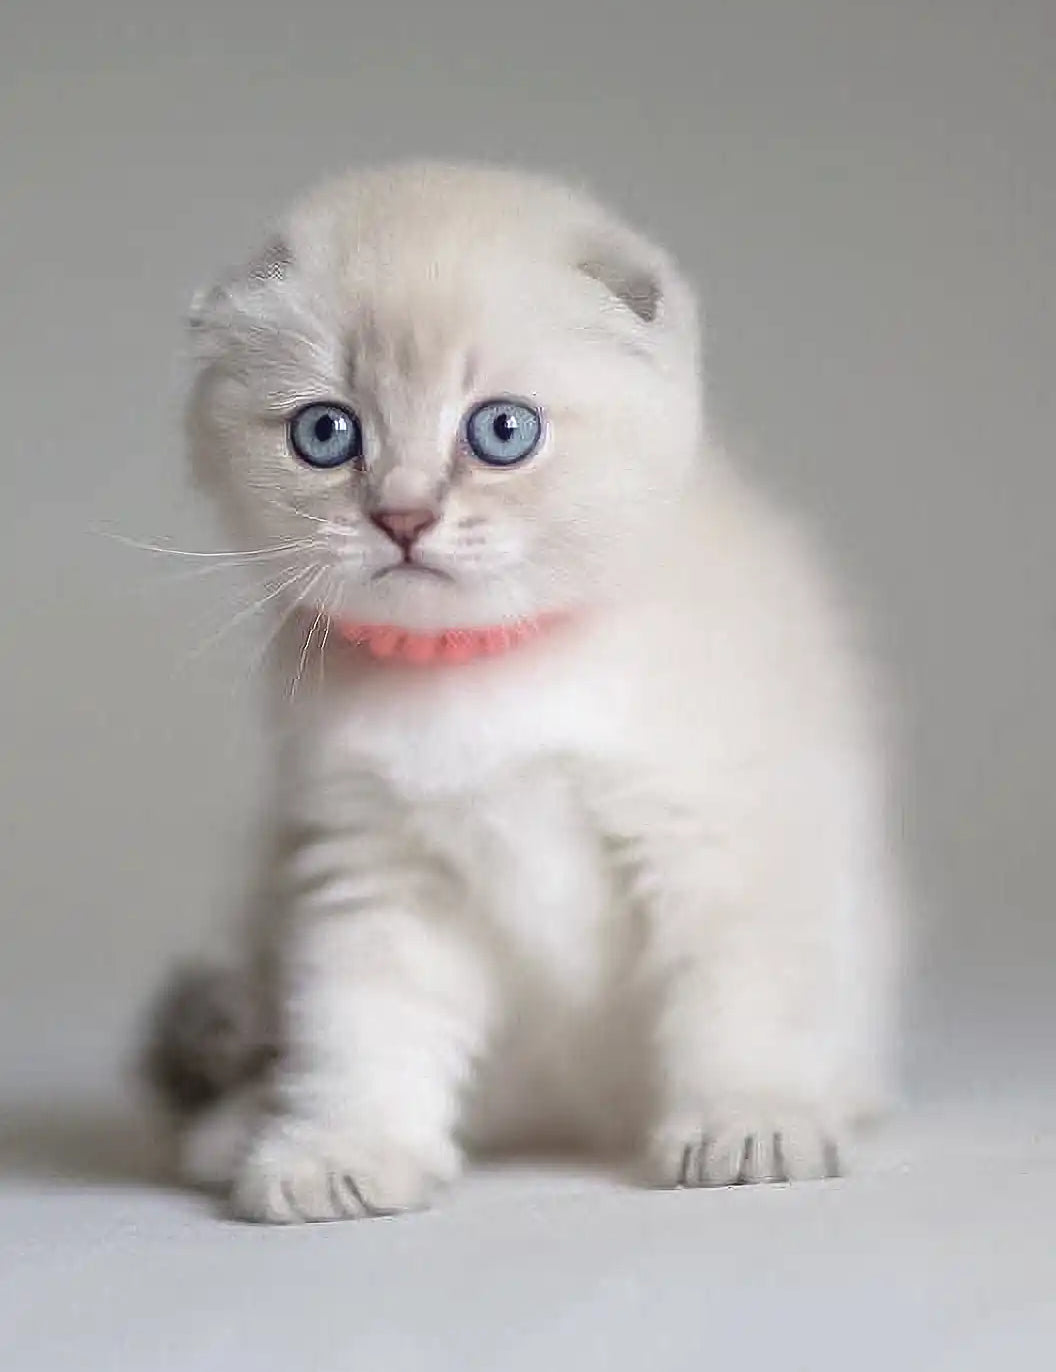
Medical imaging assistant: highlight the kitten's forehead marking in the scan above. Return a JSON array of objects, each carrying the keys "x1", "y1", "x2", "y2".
[
  {"x1": 343, "y1": 299, "x2": 472, "y2": 391},
  {"x1": 339, "y1": 307, "x2": 470, "y2": 505},
  {"x1": 343, "y1": 305, "x2": 476, "y2": 463}
]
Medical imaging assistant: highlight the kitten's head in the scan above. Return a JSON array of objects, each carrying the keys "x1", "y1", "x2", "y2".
[{"x1": 187, "y1": 162, "x2": 705, "y2": 632}]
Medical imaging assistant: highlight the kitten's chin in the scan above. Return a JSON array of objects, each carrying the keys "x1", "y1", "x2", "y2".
[{"x1": 327, "y1": 574, "x2": 554, "y2": 634}]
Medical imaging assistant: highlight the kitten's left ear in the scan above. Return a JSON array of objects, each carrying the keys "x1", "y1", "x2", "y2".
[
  {"x1": 575, "y1": 221, "x2": 698, "y2": 354},
  {"x1": 578, "y1": 248, "x2": 662, "y2": 324}
]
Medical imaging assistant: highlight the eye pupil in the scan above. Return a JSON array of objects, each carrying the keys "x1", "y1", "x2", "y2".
[
  {"x1": 492, "y1": 412, "x2": 516, "y2": 442},
  {"x1": 313, "y1": 415, "x2": 335, "y2": 443}
]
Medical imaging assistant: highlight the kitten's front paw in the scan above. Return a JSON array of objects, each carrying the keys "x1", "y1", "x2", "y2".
[
  {"x1": 645, "y1": 1102, "x2": 844, "y2": 1189},
  {"x1": 230, "y1": 1116, "x2": 457, "y2": 1224}
]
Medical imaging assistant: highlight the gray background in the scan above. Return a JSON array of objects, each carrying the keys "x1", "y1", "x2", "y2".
[{"x1": 1, "y1": 0, "x2": 1054, "y2": 1224}]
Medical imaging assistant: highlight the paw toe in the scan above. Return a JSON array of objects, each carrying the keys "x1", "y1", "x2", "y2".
[
  {"x1": 648, "y1": 1107, "x2": 844, "y2": 1190},
  {"x1": 230, "y1": 1121, "x2": 450, "y2": 1224}
]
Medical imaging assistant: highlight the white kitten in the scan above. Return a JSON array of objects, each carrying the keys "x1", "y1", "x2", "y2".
[{"x1": 143, "y1": 161, "x2": 901, "y2": 1221}]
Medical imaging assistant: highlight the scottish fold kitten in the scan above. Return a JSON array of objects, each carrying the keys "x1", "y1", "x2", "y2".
[{"x1": 143, "y1": 161, "x2": 901, "y2": 1221}]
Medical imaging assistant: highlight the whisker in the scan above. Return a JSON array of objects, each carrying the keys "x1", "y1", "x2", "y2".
[
  {"x1": 315, "y1": 584, "x2": 334, "y2": 689},
  {"x1": 177, "y1": 556, "x2": 312, "y2": 634},
  {"x1": 284, "y1": 505, "x2": 334, "y2": 527},
  {"x1": 184, "y1": 563, "x2": 320, "y2": 663},
  {"x1": 236, "y1": 563, "x2": 328, "y2": 698},
  {"x1": 290, "y1": 574, "x2": 330, "y2": 699},
  {"x1": 119, "y1": 547, "x2": 327, "y2": 599},
  {"x1": 97, "y1": 530, "x2": 315, "y2": 561},
  {"x1": 265, "y1": 497, "x2": 366, "y2": 542}
]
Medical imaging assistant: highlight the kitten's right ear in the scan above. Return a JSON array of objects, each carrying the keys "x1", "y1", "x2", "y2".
[
  {"x1": 184, "y1": 236, "x2": 295, "y2": 491},
  {"x1": 187, "y1": 236, "x2": 293, "y2": 338}
]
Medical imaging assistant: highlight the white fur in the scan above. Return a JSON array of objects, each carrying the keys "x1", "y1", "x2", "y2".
[{"x1": 180, "y1": 161, "x2": 901, "y2": 1221}]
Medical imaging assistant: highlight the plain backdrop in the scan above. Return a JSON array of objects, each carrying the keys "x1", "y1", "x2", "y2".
[{"x1": 1, "y1": 0, "x2": 1053, "y2": 1185}]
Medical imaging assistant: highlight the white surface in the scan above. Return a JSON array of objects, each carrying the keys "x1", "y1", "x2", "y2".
[
  {"x1": 3, "y1": 1065, "x2": 1056, "y2": 1371},
  {"x1": 4, "y1": 993, "x2": 1056, "y2": 1370}
]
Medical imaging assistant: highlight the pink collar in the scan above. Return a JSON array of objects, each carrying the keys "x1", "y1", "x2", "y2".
[{"x1": 335, "y1": 613, "x2": 564, "y2": 666}]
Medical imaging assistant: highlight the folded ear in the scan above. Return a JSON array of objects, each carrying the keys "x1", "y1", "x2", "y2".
[
  {"x1": 574, "y1": 219, "x2": 699, "y2": 359},
  {"x1": 187, "y1": 236, "x2": 293, "y2": 337},
  {"x1": 577, "y1": 249, "x2": 662, "y2": 324}
]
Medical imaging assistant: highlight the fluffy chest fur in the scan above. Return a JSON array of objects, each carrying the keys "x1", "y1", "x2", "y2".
[
  {"x1": 279, "y1": 622, "x2": 637, "y2": 979},
  {"x1": 299, "y1": 617, "x2": 636, "y2": 793}
]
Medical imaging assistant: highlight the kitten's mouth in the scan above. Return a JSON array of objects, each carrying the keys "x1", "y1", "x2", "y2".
[{"x1": 371, "y1": 559, "x2": 453, "y2": 584}]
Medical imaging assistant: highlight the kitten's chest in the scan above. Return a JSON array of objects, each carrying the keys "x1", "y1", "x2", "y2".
[
  {"x1": 417, "y1": 766, "x2": 618, "y2": 995},
  {"x1": 307, "y1": 625, "x2": 638, "y2": 796},
  {"x1": 294, "y1": 645, "x2": 636, "y2": 983}
]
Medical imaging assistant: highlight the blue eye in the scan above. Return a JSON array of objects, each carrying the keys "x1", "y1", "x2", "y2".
[
  {"x1": 464, "y1": 399, "x2": 543, "y2": 467},
  {"x1": 289, "y1": 404, "x2": 362, "y2": 468}
]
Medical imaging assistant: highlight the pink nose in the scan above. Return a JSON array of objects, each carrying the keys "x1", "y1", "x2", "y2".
[{"x1": 370, "y1": 508, "x2": 437, "y2": 550}]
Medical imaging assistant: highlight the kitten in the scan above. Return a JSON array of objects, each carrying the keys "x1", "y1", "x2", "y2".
[{"x1": 142, "y1": 161, "x2": 901, "y2": 1221}]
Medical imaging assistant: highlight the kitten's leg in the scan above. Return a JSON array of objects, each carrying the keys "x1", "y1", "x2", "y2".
[
  {"x1": 232, "y1": 828, "x2": 494, "y2": 1224},
  {"x1": 600, "y1": 779, "x2": 894, "y2": 1189},
  {"x1": 641, "y1": 921, "x2": 851, "y2": 1188}
]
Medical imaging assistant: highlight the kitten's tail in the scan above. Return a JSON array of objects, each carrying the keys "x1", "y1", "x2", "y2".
[
  {"x1": 138, "y1": 961, "x2": 274, "y2": 1188},
  {"x1": 139, "y1": 961, "x2": 270, "y2": 1121}
]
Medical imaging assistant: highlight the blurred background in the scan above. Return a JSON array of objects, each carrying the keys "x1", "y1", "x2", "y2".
[{"x1": 1, "y1": 0, "x2": 1053, "y2": 1113}]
